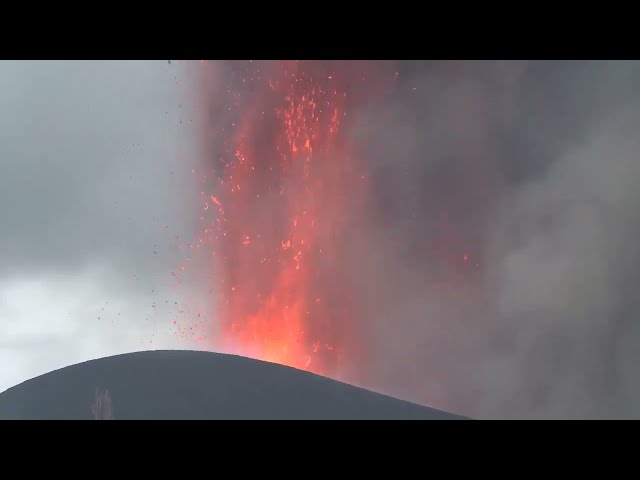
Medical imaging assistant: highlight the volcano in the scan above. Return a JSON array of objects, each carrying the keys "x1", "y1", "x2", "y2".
[{"x1": 0, "y1": 350, "x2": 464, "y2": 419}]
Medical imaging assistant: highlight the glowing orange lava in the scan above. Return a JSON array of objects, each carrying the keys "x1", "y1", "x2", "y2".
[{"x1": 199, "y1": 61, "x2": 373, "y2": 376}]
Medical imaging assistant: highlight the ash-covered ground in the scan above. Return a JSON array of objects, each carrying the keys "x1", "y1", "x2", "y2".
[{"x1": 0, "y1": 350, "x2": 464, "y2": 420}]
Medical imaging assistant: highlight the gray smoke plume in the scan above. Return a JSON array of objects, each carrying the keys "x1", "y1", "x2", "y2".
[{"x1": 345, "y1": 60, "x2": 640, "y2": 419}]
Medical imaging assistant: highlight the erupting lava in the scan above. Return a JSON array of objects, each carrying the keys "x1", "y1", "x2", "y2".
[{"x1": 195, "y1": 61, "x2": 380, "y2": 377}]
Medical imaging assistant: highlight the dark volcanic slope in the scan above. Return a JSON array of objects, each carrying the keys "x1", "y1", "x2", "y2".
[{"x1": 0, "y1": 350, "x2": 464, "y2": 419}]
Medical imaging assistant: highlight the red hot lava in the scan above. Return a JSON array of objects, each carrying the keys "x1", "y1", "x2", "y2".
[{"x1": 196, "y1": 61, "x2": 388, "y2": 377}]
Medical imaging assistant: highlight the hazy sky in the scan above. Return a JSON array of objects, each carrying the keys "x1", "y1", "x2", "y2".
[
  {"x1": 0, "y1": 60, "x2": 204, "y2": 391},
  {"x1": 3, "y1": 60, "x2": 640, "y2": 419}
]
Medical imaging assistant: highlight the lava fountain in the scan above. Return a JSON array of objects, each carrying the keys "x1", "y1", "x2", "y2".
[{"x1": 193, "y1": 61, "x2": 390, "y2": 378}]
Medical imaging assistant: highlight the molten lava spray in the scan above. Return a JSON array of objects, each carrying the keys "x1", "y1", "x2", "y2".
[{"x1": 196, "y1": 61, "x2": 390, "y2": 378}]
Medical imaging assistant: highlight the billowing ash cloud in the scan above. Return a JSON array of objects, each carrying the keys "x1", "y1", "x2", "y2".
[{"x1": 346, "y1": 60, "x2": 640, "y2": 418}]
